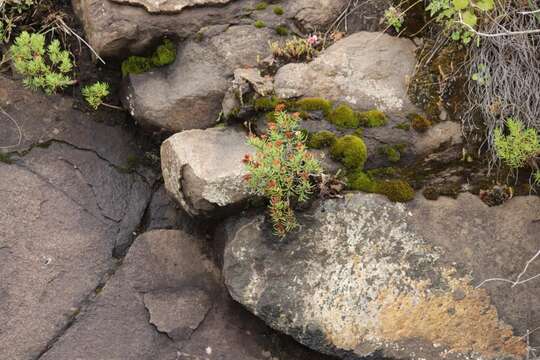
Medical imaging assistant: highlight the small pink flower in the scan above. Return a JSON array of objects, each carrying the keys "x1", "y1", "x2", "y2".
[{"x1": 307, "y1": 35, "x2": 318, "y2": 46}]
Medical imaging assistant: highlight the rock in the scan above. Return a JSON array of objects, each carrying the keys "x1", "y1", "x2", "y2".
[
  {"x1": 274, "y1": 32, "x2": 418, "y2": 114},
  {"x1": 222, "y1": 193, "x2": 540, "y2": 360},
  {"x1": 40, "y1": 230, "x2": 336, "y2": 360},
  {"x1": 111, "y1": 0, "x2": 233, "y2": 13},
  {"x1": 143, "y1": 184, "x2": 198, "y2": 231},
  {"x1": 123, "y1": 25, "x2": 277, "y2": 132},
  {"x1": 73, "y1": 0, "x2": 348, "y2": 58},
  {"x1": 161, "y1": 126, "x2": 253, "y2": 217},
  {"x1": 414, "y1": 120, "x2": 463, "y2": 155},
  {"x1": 0, "y1": 76, "x2": 154, "y2": 359}
]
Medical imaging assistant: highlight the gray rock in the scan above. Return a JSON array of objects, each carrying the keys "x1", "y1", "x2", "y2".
[
  {"x1": 0, "y1": 76, "x2": 154, "y2": 359},
  {"x1": 274, "y1": 32, "x2": 418, "y2": 114},
  {"x1": 414, "y1": 120, "x2": 463, "y2": 155},
  {"x1": 72, "y1": 0, "x2": 348, "y2": 58},
  {"x1": 41, "y1": 230, "x2": 334, "y2": 360},
  {"x1": 123, "y1": 25, "x2": 276, "y2": 132},
  {"x1": 222, "y1": 193, "x2": 540, "y2": 360},
  {"x1": 111, "y1": 0, "x2": 233, "y2": 13},
  {"x1": 161, "y1": 126, "x2": 253, "y2": 217}
]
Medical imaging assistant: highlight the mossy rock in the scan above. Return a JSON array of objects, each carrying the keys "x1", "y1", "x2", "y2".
[
  {"x1": 121, "y1": 39, "x2": 176, "y2": 77},
  {"x1": 408, "y1": 113, "x2": 432, "y2": 132},
  {"x1": 379, "y1": 145, "x2": 401, "y2": 163},
  {"x1": 254, "y1": 20, "x2": 266, "y2": 28},
  {"x1": 294, "y1": 98, "x2": 332, "y2": 115},
  {"x1": 275, "y1": 25, "x2": 289, "y2": 36},
  {"x1": 254, "y1": 2, "x2": 268, "y2": 10},
  {"x1": 273, "y1": 6, "x2": 284, "y2": 15},
  {"x1": 357, "y1": 110, "x2": 387, "y2": 128},
  {"x1": 374, "y1": 180, "x2": 415, "y2": 202},
  {"x1": 328, "y1": 104, "x2": 359, "y2": 128},
  {"x1": 330, "y1": 135, "x2": 367, "y2": 170},
  {"x1": 308, "y1": 131, "x2": 337, "y2": 149}
]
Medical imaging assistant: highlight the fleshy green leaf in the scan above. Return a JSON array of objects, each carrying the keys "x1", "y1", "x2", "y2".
[
  {"x1": 453, "y1": 0, "x2": 469, "y2": 10},
  {"x1": 475, "y1": 0, "x2": 494, "y2": 11},
  {"x1": 462, "y1": 10, "x2": 478, "y2": 27}
]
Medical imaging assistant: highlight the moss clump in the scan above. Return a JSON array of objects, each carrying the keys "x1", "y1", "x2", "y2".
[
  {"x1": 121, "y1": 39, "x2": 176, "y2": 77},
  {"x1": 254, "y1": 2, "x2": 268, "y2": 10},
  {"x1": 330, "y1": 135, "x2": 368, "y2": 170},
  {"x1": 0, "y1": 152, "x2": 12, "y2": 164},
  {"x1": 374, "y1": 180, "x2": 415, "y2": 202},
  {"x1": 294, "y1": 98, "x2": 332, "y2": 115},
  {"x1": 273, "y1": 6, "x2": 284, "y2": 15},
  {"x1": 328, "y1": 104, "x2": 359, "y2": 128},
  {"x1": 379, "y1": 145, "x2": 401, "y2": 163},
  {"x1": 408, "y1": 113, "x2": 432, "y2": 132},
  {"x1": 395, "y1": 121, "x2": 411, "y2": 131},
  {"x1": 255, "y1": 96, "x2": 281, "y2": 112},
  {"x1": 358, "y1": 109, "x2": 387, "y2": 128},
  {"x1": 352, "y1": 128, "x2": 364, "y2": 138},
  {"x1": 254, "y1": 20, "x2": 266, "y2": 28},
  {"x1": 348, "y1": 170, "x2": 376, "y2": 192},
  {"x1": 275, "y1": 25, "x2": 289, "y2": 36},
  {"x1": 308, "y1": 131, "x2": 337, "y2": 149}
]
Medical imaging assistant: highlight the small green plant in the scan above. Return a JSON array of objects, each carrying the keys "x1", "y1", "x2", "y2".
[
  {"x1": 408, "y1": 113, "x2": 432, "y2": 132},
  {"x1": 294, "y1": 98, "x2": 332, "y2": 115},
  {"x1": 254, "y1": 96, "x2": 281, "y2": 112},
  {"x1": 275, "y1": 25, "x2": 289, "y2": 36},
  {"x1": 254, "y1": 2, "x2": 268, "y2": 10},
  {"x1": 82, "y1": 82, "x2": 110, "y2": 110},
  {"x1": 121, "y1": 39, "x2": 176, "y2": 77},
  {"x1": 273, "y1": 6, "x2": 284, "y2": 15},
  {"x1": 384, "y1": 6, "x2": 404, "y2": 32},
  {"x1": 494, "y1": 118, "x2": 540, "y2": 169},
  {"x1": 471, "y1": 63, "x2": 490, "y2": 85},
  {"x1": 425, "y1": 0, "x2": 494, "y2": 44},
  {"x1": 0, "y1": 0, "x2": 34, "y2": 43},
  {"x1": 10, "y1": 31, "x2": 75, "y2": 94},
  {"x1": 254, "y1": 20, "x2": 266, "y2": 28},
  {"x1": 243, "y1": 109, "x2": 322, "y2": 236}
]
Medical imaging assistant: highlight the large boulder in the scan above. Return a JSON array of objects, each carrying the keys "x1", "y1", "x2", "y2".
[
  {"x1": 72, "y1": 0, "x2": 349, "y2": 58},
  {"x1": 222, "y1": 193, "x2": 540, "y2": 360},
  {"x1": 123, "y1": 25, "x2": 276, "y2": 131},
  {"x1": 274, "y1": 32, "x2": 418, "y2": 115},
  {"x1": 0, "y1": 76, "x2": 155, "y2": 359},
  {"x1": 161, "y1": 126, "x2": 253, "y2": 217}
]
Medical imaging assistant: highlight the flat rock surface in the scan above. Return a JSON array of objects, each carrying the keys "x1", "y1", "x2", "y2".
[
  {"x1": 222, "y1": 193, "x2": 540, "y2": 360},
  {"x1": 0, "y1": 76, "x2": 154, "y2": 359},
  {"x1": 40, "y1": 230, "x2": 337, "y2": 360}
]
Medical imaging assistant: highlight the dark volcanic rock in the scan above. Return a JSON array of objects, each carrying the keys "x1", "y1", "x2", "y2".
[{"x1": 0, "y1": 76, "x2": 155, "y2": 359}]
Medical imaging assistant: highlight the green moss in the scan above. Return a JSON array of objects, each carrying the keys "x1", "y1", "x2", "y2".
[
  {"x1": 273, "y1": 6, "x2": 284, "y2": 15},
  {"x1": 328, "y1": 104, "x2": 359, "y2": 128},
  {"x1": 150, "y1": 39, "x2": 176, "y2": 66},
  {"x1": 275, "y1": 25, "x2": 289, "y2": 36},
  {"x1": 308, "y1": 131, "x2": 337, "y2": 149},
  {"x1": 395, "y1": 121, "x2": 411, "y2": 131},
  {"x1": 255, "y1": 96, "x2": 280, "y2": 111},
  {"x1": 348, "y1": 170, "x2": 376, "y2": 192},
  {"x1": 121, "y1": 39, "x2": 177, "y2": 77},
  {"x1": 357, "y1": 109, "x2": 387, "y2": 128},
  {"x1": 374, "y1": 180, "x2": 415, "y2": 202},
  {"x1": 368, "y1": 167, "x2": 398, "y2": 179},
  {"x1": 254, "y1": 2, "x2": 268, "y2": 10},
  {"x1": 254, "y1": 20, "x2": 266, "y2": 28},
  {"x1": 0, "y1": 152, "x2": 12, "y2": 164},
  {"x1": 408, "y1": 113, "x2": 432, "y2": 132},
  {"x1": 379, "y1": 145, "x2": 401, "y2": 163},
  {"x1": 330, "y1": 135, "x2": 368, "y2": 170},
  {"x1": 294, "y1": 98, "x2": 332, "y2": 115},
  {"x1": 352, "y1": 128, "x2": 364, "y2": 138}
]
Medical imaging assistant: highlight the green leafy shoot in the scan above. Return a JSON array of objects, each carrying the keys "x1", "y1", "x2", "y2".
[
  {"x1": 494, "y1": 118, "x2": 540, "y2": 169},
  {"x1": 82, "y1": 82, "x2": 110, "y2": 110},
  {"x1": 384, "y1": 6, "x2": 404, "y2": 32},
  {"x1": 243, "y1": 108, "x2": 322, "y2": 236},
  {"x1": 10, "y1": 31, "x2": 74, "y2": 94}
]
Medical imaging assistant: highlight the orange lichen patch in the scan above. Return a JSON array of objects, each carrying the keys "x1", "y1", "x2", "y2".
[{"x1": 377, "y1": 278, "x2": 527, "y2": 359}]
